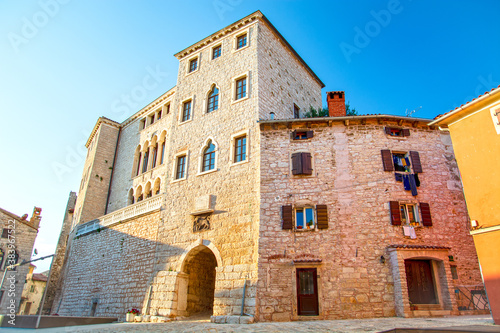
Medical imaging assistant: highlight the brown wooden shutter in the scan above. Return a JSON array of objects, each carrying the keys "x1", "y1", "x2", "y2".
[
  {"x1": 385, "y1": 127, "x2": 392, "y2": 135},
  {"x1": 410, "y1": 151, "x2": 422, "y2": 173},
  {"x1": 282, "y1": 205, "x2": 293, "y2": 230},
  {"x1": 291, "y1": 153, "x2": 302, "y2": 175},
  {"x1": 291, "y1": 130, "x2": 297, "y2": 140},
  {"x1": 381, "y1": 150, "x2": 394, "y2": 171},
  {"x1": 302, "y1": 153, "x2": 313, "y2": 175},
  {"x1": 402, "y1": 128, "x2": 410, "y2": 137},
  {"x1": 306, "y1": 130, "x2": 314, "y2": 139},
  {"x1": 389, "y1": 201, "x2": 401, "y2": 225},
  {"x1": 316, "y1": 205, "x2": 328, "y2": 229},
  {"x1": 420, "y1": 203, "x2": 432, "y2": 226}
]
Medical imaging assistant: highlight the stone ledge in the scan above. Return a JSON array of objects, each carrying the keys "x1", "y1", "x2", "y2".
[{"x1": 210, "y1": 315, "x2": 254, "y2": 324}]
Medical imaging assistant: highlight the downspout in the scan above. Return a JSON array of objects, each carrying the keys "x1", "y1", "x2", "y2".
[{"x1": 105, "y1": 127, "x2": 122, "y2": 214}]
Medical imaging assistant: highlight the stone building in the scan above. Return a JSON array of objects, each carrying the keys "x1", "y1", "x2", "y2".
[
  {"x1": 0, "y1": 206, "x2": 41, "y2": 315},
  {"x1": 18, "y1": 264, "x2": 48, "y2": 315},
  {"x1": 47, "y1": 11, "x2": 486, "y2": 321}
]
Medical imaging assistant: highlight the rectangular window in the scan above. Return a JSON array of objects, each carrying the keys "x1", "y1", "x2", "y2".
[
  {"x1": 142, "y1": 151, "x2": 149, "y2": 173},
  {"x1": 236, "y1": 78, "x2": 247, "y2": 100},
  {"x1": 189, "y1": 58, "x2": 198, "y2": 73},
  {"x1": 295, "y1": 207, "x2": 315, "y2": 230},
  {"x1": 1, "y1": 229, "x2": 8, "y2": 238},
  {"x1": 381, "y1": 150, "x2": 422, "y2": 173},
  {"x1": 149, "y1": 114, "x2": 155, "y2": 125},
  {"x1": 385, "y1": 127, "x2": 410, "y2": 137},
  {"x1": 176, "y1": 155, "x2": 186, "y2": 179},
  {"x1": 139, "y1": 119, "x2": 146, "y2": 131},
  {"x1": 237, "y1": 34, "x2": 247, "y2": 49},
  {"x1": 30, "y1": 285, "x2": 35, "y2": 293},
  {"x1": 212, "y1": 45, "x2": 221, "y2": 59},
  {"x1": 400, "y1": 204, "x2": 420, "y2": 226},
  {"x1": 293, "y1": 130, "x2": 313, "y2": 140},
  {"x1": 294, "y1": 104, "x2": 300, "y2": 119},
  {"x1": 291, "y1": 152, "x2": 313, "y2": 175},
  {"x1": 234, "y1": 136, "x2": 246, "y2": 163},
  {"x1": 182, "y1": 101, "x2": 192, "y2": 122},
  {"x1": 157, "y1": 110, "x2": 162, "y2": 120},
  {"x1": 160, "y1": 143, "x2": 165, "y2": 164},
  {"x1": 450, "y1": 266, "x2": 458, "y2": 280}
]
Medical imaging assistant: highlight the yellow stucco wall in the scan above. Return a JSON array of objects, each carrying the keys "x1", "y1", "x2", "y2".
[{"x1": 447, "y1": 99, "x2": 500, "y2": 228}]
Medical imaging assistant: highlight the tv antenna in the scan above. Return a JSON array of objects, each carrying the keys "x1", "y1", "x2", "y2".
[{"x1": 405, "y1": 106, "x2": 422, "y2": 117}]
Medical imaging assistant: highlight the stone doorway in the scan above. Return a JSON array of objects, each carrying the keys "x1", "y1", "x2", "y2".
[{"x1": 178, "y1": 245, "x2": 217, "y2": 317}]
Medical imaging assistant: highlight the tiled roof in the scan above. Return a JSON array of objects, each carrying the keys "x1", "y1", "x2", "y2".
[
  {"x1": 32, "y1": 273, "x2": 48, "y2": 282},
  {"x1": 293, "y1": 259, "x2": 322, "y2": 263},
  {"x1": 388, "y1": 244, "x2": 451, "y2": 250},
  {"x1": 434, "y1": 84, "x2": 500, "y2": 120}
]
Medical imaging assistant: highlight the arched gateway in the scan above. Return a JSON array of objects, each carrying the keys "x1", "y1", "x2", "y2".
[{"x1": 176, "y1": 240, "x2": 222, "y2": 317}]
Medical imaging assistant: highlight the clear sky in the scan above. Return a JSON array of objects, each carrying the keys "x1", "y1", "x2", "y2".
[{"x1": 1, "y1": 0, "x2": 499, "y2": 272}]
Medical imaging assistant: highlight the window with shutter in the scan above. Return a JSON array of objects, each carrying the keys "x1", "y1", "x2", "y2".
[
  {"x1": 292, "y1": 130, "x2": 313, "y2": 140},
  {"x1": 384, "y1": 127, "x2": 410, "y2": 137},
  {"x1": 389, "y1": 201, "x2": 402, "y2": 225},
  {"x1": 420, "y1": 202, "x2": 432, "y2": 226},
  {"x1": 409, "y1": 151, "x2": 422, "y2": 173},
  {"x1": 316, "y1": 205, "x2": 328, "y2": 229},
  {"x1": 302, "y1": 153, "x2": 313, "y2": 175},
  {"x1": 381, "y1": 150, "x2": 394, "y2": 171},
  {"x1": 282, "y1": 205, "x2": 293, "y2": 230},
  {"x1": 291, "y1": 152, "x2": 313, "y2": 175},
  {"x1": 291, "y1": 153, "x2": 302, "y2": 175}
]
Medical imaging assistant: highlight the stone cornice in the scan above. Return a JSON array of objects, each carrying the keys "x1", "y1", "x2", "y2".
[{"x1": 85, "y1": 117, "x2": 121, "y2": 148}]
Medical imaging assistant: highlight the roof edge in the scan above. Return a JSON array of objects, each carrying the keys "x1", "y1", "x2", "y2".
[
  {"x1": 259, "y1": 114, "x2": 432, "y2": 125},
  {"x1": 85, "y1": 117, "x2": 121, "y2": 148}
]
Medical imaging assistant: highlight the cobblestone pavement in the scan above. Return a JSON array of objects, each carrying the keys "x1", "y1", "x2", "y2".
[{"x1": 4, "y1": 315, "x2": 498, "y2": 333}]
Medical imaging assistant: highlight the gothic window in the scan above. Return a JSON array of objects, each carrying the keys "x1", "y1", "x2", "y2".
[
  {"x1": 202, "y1": 141, "x2": 216, "y2": 172},
  {"x1": 207, "y1": 86, "x2": 219, "y2": 113}
]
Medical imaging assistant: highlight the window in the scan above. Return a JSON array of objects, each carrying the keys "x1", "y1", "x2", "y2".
[
  {"x1": 1, "y1": 229, "x2": 9, "y2": 238},
  {"x1": 292, "y1": 130, "x2": 313, "y2": 140},
  {"x1": 282, "y1": 205, "x2": 328, "y2": 230},
  {"x1": 450, "y1": 266, "x2": 458, "y2": 280},
  {"x1": 392, "y1": 153, "x2": 411, "y2": 173},
  {"x1": 202, "y1": 141, "x2": 216, "y2": 172},
  {"x1": 0, "y1": 248, "x2": 4, "y2": 268},
  {"x1": 207, "y1": 86, "x2": 219, "y2": 112},
  {"x1": 157, "y1": 109, "x2": 162, "y2": 120},
  {"x1": 212, "y1": 45, "x2": 221, "y2": 59},
  {"x1": 389, "y1": 201, "x2": 433, "y2": 226},
  {"x1": 136, "y1": 152, "x2": 142, "y2": 176},
  {"x1": 381, "y1": 150, "x2": 422, "y2": 173},
  {"x1": 142, "y1": 150, "x2": 149, "y2": 173},
  {"x1": 149, "y1": 114, "x2": 155, "y2": 126},
  {"x1": 400, "y1": 204, "x2": 420, "y2": 226},
  {"x1": 295, "y1": 207, "x2": 315, "y2": 230},
  {"x1": 291, "y1": 152, "x2": 313, "y2": 175},
  {"x1": 234, "y1": 136, "x2": 246, "y2": 163},
  {"x1": 152, "y1": 144, "x2": 158, "y2": 168},
  {"x1": 160, "y1": 142, "x2": 165, "y2": 164},
  {"x1": 165, "y1": 103, "x2": 170, "y2": 114},
  {"x1": 237, "y1": 34, "x2": 247, "y2": 49},
  {"x1": 175, "y1": 155, "x2": 186, "y2": 180},
  {"x1": 385, "y1": 127, "x2": 410, "y2": 137},
  {"x1": 139, "y1": 119, "x2": 146, "y2": 131},
  {"x1": 30, "y1": 285, "x2": 35, "y2": 293},
  {"x1": 188, "y1": 58, "x2": 198, "y2": 73},
  {"x1": 182, "y1": 100, "x2": 192, "y2": 122},
  {"x1": 294, "y1": 104, "x2": 300, "y2": 119},
  {"x1": 236, "y1": 78, "x2": 246, "y2": 100}
]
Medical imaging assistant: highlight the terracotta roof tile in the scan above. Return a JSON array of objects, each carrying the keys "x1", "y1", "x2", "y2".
[
  {"x1": 32, "y1": 273, "x2": 48, "y2": 282},
  {"x1": 388, "y1": 244, "x2": 451, "y2": 250}
]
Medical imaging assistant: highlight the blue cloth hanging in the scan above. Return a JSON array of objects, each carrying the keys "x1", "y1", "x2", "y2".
[
  {"x1": 409, "y1": 174, "x2": 418, "y2": 196},
  {"x1": 395, "y1": 173, "x2": 403, "y2": 182},
  {"x1": 403, "y1": 174, "x2": 411, "y2": 191}
]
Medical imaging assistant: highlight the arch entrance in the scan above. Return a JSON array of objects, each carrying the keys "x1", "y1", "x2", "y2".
[{"x1": 177, "y1": 243, "x2": 218, "y2": 317}]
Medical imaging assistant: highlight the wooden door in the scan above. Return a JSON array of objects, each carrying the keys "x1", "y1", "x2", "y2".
[
  {"x1": 24, "y1": 302, "x2": 32, "y2": 314},
  {"x1": 296, "y1": 268, "x2": 319, "y2": 316},
  {"x1": 405, "y1": 260, "x2": 438, "y2": 304}
]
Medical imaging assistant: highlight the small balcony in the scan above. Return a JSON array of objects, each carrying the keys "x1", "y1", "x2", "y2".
[{"x1": 75, "y1": 195, "x2": 163, "y2": 237}]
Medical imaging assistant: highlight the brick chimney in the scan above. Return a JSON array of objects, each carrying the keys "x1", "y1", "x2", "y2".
[{"x1": 327, "y1": 91, "x2": 346, "y2": 117}]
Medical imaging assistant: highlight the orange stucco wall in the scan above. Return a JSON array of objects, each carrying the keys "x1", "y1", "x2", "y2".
[{"x1": 447, "y1": 101, "x2": 500, "y2": 228}]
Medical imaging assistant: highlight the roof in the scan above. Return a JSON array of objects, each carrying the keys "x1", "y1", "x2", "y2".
[
  {"x1": 85, "y1": 117, "x2": 121, "y2": 148},
  {"x1": 32, "y1": 273, "x2": 48, "y2": 282},
  {"x1": 0, "y1": 207, "x2": 39, "y2": 230},
  {"x1": 259, "y1": 114, "x2": 432, "y2": 126},
  {"x1": 429, "y1": 85, "x2": 500, "y2": 126},
  {"x1": 174, "y1": 11, "x2": 324, "y2": 88},
  {"x1": 388, "y1": 244, "x2": 451, "y2": 250}
]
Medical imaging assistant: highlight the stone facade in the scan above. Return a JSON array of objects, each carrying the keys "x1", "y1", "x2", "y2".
[
  {"x1": 0, "y1": 207, "x2": 41, "y2": 315},
  {"x1": 47, "y1": 11, "x2": 485, "y2": 322}
]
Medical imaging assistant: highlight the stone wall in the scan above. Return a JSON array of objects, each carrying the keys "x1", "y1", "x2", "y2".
[
  {"x1": 0, "y1": 209, "x2": 39, "y2": 315},
  {"x1": 256, "y1": 118, "x2": 482, "y2": 321}
]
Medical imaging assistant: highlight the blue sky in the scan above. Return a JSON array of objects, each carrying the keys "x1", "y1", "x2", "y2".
[{"x1": 1, "y1": 0, "x2": 499, "y2": 272}]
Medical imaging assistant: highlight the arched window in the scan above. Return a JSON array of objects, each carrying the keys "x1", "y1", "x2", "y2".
[
  {"x1": 0, "y1": 248, "x2": 4, "y2": 269},
  {"x1": 136, "y1": 152, "x2": 142, "y2": 176},
  {"x1": 142, "y1": 150, "x2": 149, "y2": 173},
  {"x1": 207, "y1": 86, "x2": 219, "y2": 113},
  {"x1": 202, "y1": 141, "x2": 216, "y2": 172},
  {"x1": 160, "y1": 142, "x2": 166, "y2": 164},
  {"x1": 152, "y1": 143, "x2": 158, "y2": 168},
  {"x1": 153, "y1": 178, "x2": 161, "y2": 195}
]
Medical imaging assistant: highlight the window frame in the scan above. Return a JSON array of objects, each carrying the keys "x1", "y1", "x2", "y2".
[
  {"x1": 179, "y1": 97, "x2": 194, "y2": 124},
  {"x1": 233, "y1": 29, "x2": 250, "y2": 52},
  {"x1": 399, "y1": 203, "x2": 421, "y2": 226},
  {"x1": 231, "y1": 71, "x2": 250, "y2": 104},
  {"x1": 212, "y1": 44, "x2": 222, "y2": 60},
  {"x1": 186, "y1": 54, "x2": 200, "y2": 75},
  {"x1": 172, "y1": 151, "x2": 189, "y2": 182},
  {"x1": 206, "y1": 85, "x2": 220, "y2": 113},
  {"x1": 198, "y1": 138, "x2": 219, "y2": 176},
  {"x1": 230, "y1": 129, "x2": 250, "y2": 166},
  {"x1": 295, "y1": 206, "x2": 316, "y2": 230}
]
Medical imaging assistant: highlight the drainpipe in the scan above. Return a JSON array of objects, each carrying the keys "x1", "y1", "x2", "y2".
[{"x1": 240, "y1": 279, "x2": 251, "y2": 316}]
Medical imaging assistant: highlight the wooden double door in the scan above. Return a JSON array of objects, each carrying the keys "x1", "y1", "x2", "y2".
[
  {"x1": 405, "y1": 259, "x2": 438, "y2": 304},
  {"x1": 296, "y1": 268, "x2": 319, "y2": 316}
]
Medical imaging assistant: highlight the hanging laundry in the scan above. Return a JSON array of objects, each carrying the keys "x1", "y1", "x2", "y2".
[
  {"x1": 403, "y1": 174, "x2": 411, "y2": 191},
  {"x1": 414, "y1": 173, "x2": 420, "y2": 187},
  {"x1": 409, "y1": 226, "x2": 417, "y2": 239},
  {"x1": 395, "y1": 173, "x2": 403, "y2": 182},
  {"x1": 405, "y1": 157, "x2": 411, "y2": 167},
  {"x1": 403, "y1": 226, "x2": 411, "y2": 237},
  {"x1": 409, "y1": 174, "x2": 418, "y2": 196}
]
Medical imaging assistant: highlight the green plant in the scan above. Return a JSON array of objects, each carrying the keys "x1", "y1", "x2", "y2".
[
  {"x1": 346, "y1": 101, "x2": 358, "y2": 116},
  {"x1": 307, "y1": 220, "x2": 313, "y2": 226},
  {"x1": 303, "y1": 106, "x2": 329, "y2": 118},
  {"x1": 127, "y1": 308, "x2": 140, "y2": 315}
]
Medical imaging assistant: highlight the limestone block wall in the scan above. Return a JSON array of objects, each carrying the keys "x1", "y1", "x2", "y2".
[
  {"x1": 257, "y1": 118, "x2": 482, "y2": 321},
  {"x1": 73, "y1": 121, "x2": 120, "y2": 226},
  {"x1": 256, "y1": 22, "x2": 323, "y2": 120},
  {"x1": 55, "y1": 211, "x2": 161, "y2": 319},
  {"x1": 0, "y1": 209, "x2": 39, "y2": 314}
]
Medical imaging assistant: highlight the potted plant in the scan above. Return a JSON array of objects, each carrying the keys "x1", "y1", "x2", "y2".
[
  {"x1": 297, "y1": 225, "x2": 303, "y2": 230},
  {"x1": 126, "y1": 308, "x2": 140, "y2": 322},
  {"x1": 409, "y1": 302, "x2": 417, "y2": 311},
  {"x1": 307, "y1": 220, "x2": 313, "y2": 229}
]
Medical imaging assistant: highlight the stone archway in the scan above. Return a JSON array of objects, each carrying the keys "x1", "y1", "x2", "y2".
[{"x1": 176, "y1": 240, "x2": 221, "y2": 317}]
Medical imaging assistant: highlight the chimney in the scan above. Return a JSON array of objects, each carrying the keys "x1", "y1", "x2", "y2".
[{"x1": 327, "y1": 91, "x2": 346, "y2": 117}]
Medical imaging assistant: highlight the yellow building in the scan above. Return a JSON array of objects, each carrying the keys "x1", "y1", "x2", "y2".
[
  {"x1": 430, "y1": 85, "x2": 500, "y2": 325},
  {"x1": 19, "y1": 264, "x2": 48, "y2": 315}
]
